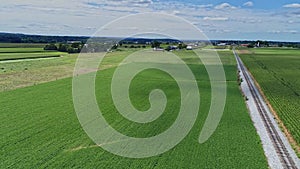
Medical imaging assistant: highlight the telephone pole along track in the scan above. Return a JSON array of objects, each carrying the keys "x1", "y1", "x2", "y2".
[{"x1": 234, "y1": 49, "x2": 300, "y2": 169}]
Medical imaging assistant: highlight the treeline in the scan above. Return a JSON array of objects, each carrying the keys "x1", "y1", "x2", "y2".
[
  {"x1": 44, "y1": 42, "x2": 119, "y2": 53},
  {"x1": 44, "y1": 43, "x2": 83, "y2": 53},
  {"x1": 213, "y1": 40, "x2": 300, "y2": 48},
  {"x1": 246, "y1": 41, "x2": 300, "y2": 48},
  {"x1": 0, "y1": 33, "x2": 88, "y2": 43}
]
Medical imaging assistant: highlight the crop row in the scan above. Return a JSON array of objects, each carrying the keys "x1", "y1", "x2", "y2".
[{"x1": 239, "y1": 48, "x2": 300, "y2": 147}]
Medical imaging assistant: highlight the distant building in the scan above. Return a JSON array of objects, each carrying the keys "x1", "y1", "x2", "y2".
[
  {"x1": 217, "y1": 43, "x2": 227, "y2": 46},
  {"x1": 67, "y1": 41, "x2": 81, "y2": 44},
  {"x1": 186, "y1": 46, "x2": 193, "y2": 50}
]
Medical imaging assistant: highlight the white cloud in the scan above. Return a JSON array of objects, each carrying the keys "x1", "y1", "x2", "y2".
[
  {"x1": 172, "y1": 10, "x2": 180, "y2": 15},
  {"x1": 203, "y1": 17, "x2": 229, "y2": 21},
  {"x1": 283, "y1": 3, "x2": 300, "y2": 8},
  {"x1": 243, "y1": 1, "x2": 254, "y2": 7},
  {"x1": 214, "y1": 3, "x2": 237, "y2": 10},
  {"x1": 269, "y1": 30, "x2": 298, "y2": 34},
  {"x1": 0, "y1": 0, "x2": 300, "y2": 41},
  {"x1": 284, "y1": 30, "x2": 298, "y2": 34},
  {"x1": 87, "y1": 0, "x2": 153, "y2": 7},
  {"x1": 198, "y1": 4, "x2": 213, "y2": 8}
]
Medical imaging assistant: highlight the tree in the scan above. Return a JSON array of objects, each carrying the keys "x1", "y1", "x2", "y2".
[
  {"x1": 58, "y1": 43, "x2": 68, "y2": 52},
  {"x1": 44, "y1": 43, "x2": 57, "y2": 50},
  {"x1": 71, "y1": 43, "x2": 81, "y2": 48},
  {"x1": 151, "y1": 41, "x2": 161, "y2": 48},
  {"x1": 178, "y1": 43, "x2": 187, "y2": 49},
  {"x1": 247, "y1": 43, "x2": 255, "y2": 48},
  {"x1": 67, "y1": 47, "x2": 80, "y2": 53}
]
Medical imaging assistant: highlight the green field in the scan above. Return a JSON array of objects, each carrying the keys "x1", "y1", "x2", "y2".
[
  {"x1": 0, "y1": 48, "x2": 45, "y2": 53},
  {"x1": 0, "y1": 47, "x2": 268, "y2": 168},
  {"x1": 0, "y1": 49, "x2": 139, "y2": 92},
  {"x1": 0, "y1": 43, "x2": 47, "y2": 48},
  {"x1": 0, "y1": 48, "x2": 65, "y2": 61},
  {"x1": 239, "y1": 48, "x2": 300, "y2": 154}
]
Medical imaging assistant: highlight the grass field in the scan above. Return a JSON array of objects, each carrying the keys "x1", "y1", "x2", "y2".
[
  {"x1": 0, "y1": 52, "x2": 62, "y2": 61},
  {"x1": 239, "y1": 48, "x2": 300, "y2": 155},
  {"x1": 0, "y1": 48, "x2": 46, "y2": 53},
  {"x1": 0, "y1": 47, "x2": 71, "y2": 91},
  {"x1": 0, "y1": 43, "x2": 47, "y2": 48},
  {"x1": 0, "y1": 49, "x2": 139, "y2": 92},
  {"x1": 0, "y1": 48, "x2": 268, "y2": 168},
  {"x1": 0, "y1": 48, "x2": 64, "y2": 61}
]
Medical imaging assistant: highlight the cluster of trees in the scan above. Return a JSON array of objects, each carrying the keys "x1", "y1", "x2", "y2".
[
  {"x1": 150, "y1": 41, "x2": 188, "y2": 51},
  {"x1": 178, "y1": 43, "x2": 187, "y2": 49},
  {"x1": 44, "y1": 43, "x2": 83, "y2": 53},
  {"x1": 151, "y1": 41, "x2": 161, "y2": 48},
  {"x1": 44, "y1": 44, "x2": 57, "y2": 50},
  {"x1": 44, "y1": 42, "x2": 121, "y2": 53}
]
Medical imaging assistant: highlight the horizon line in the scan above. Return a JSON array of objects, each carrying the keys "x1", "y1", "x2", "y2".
[{"x1": 1, "y1": 31, "x2": 299, "y2": 43}]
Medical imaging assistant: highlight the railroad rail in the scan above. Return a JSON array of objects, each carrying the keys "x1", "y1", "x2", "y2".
[{"x1": 234, "y1": 49, "x2": 298, "y2": 169}]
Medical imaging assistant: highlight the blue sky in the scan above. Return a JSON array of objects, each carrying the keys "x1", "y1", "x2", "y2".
[
  {"x1": 167, "y1": 0, "x2": 293, "y2": 9},
  {"x1": 1, "y1": 0, "x2": 300, "y2": 41}
]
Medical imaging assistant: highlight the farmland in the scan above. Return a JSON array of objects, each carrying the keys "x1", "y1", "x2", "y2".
[
  {"x1": 0, "y1": 47, "x2": 64, "y2": 61},
  {"x1": 0, "y1": 43, "x2": 46, "y2": 48},
  {"x1": 0, "y1": 46, "x2": 71, "y2": 91},
  {"x1": 238, "y1": 48, "x2": 300, "y2": 156},
  {"x1": 0, "y1": 47, "x2": 269, "y2": 168},
  {"x1": 0, "y1": 47, "x2": 138, "y2": 92}
]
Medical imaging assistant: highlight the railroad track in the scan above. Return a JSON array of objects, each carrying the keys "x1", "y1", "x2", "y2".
[{"x1": 234, "y1": 49, "x2": 298, "y2": 169}]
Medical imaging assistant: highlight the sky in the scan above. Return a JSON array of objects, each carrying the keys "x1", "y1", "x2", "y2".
[{"x1": 1, "y1": 0, "x2": 300, "y2": 41}]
